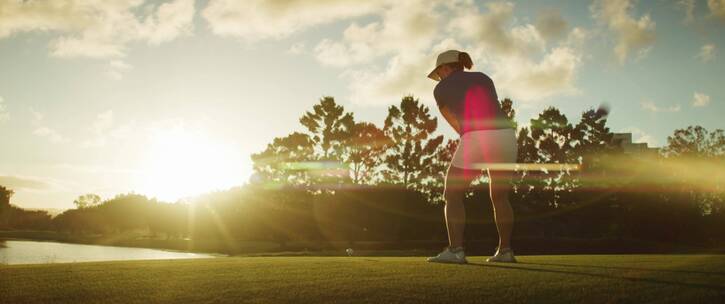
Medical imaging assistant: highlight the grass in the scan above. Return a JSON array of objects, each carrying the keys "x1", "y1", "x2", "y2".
[{"x1": 2, "y1": 254, "x2": 724, "y2": 303}]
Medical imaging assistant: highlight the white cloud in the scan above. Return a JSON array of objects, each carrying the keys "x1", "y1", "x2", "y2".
[
  {"x1": 691, "y1": 92, "x2": 711, "y2": 107},
  {"x1": 591, "y1": 0, "x2": 656, "y2": 64},
  {"x1": 314, "y1": 22, "x2": 382, "y2": 67},
  {"x1": 709, "y1": 0, "x2": 725, "y2": 21},
  {"x1": 33, "y1": 127, "x2": 66, "y2": 143},
  {"x1": 696, "y1": 43, "x2": 716, "y2": 62},
  {"x1": 344, "y1": 52, "x2": 436, "y2": 106},
  {"x1": 0, "y1": 96, "x2": 9, "y2": 122},
  {"x1": 484, "y1": 46, "x2": 581, "y2": 102},
  {"x1": 640, "y1": 100, "x2": 681, "y2": 112},
  {"x1": 0, "y1": 0, "x2": 196, "y2": 58},
  {"x1": 448, "y1": 1, "x2": 545, "y2": 57},
  {"x1": 314, "y1": 1, "x2": 587, "y2": 106},
  {"x1": 106, "y1": 60, "x2": 133, "y2": 80},
  {"x1": 314, "y1": 0, "x2": 443, "y2": 68},
  {"x1": 287, "y1": 42, "x2": 306, "y2": 55},
  {"x1": 450, "y1": 2, "x2": 584, "y2": 103},
  {"x1": 202, "y1": 0, "x2": 385, "y2": 40},
  {"x1": 307, "y1": 0, "x2": 448, "y2": 105},
  {"x1": 29, "y1": 108, "x2": 67, "y2": 143},
  {"x1": 144, "y1": 0, "x2": 196, "y2": 45},
  {"x1": 82, "y1": 110, "x2": 139, "y2": 148},
  {"x1": 621, "y1": 126, "x2": 658, "y2": 146}
]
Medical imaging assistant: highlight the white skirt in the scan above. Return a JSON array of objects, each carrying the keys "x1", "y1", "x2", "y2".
[{"x1": 450, "y1": 128, "x2": 518, "y2": 170}]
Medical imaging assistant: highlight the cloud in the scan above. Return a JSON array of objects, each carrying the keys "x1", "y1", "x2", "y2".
[
  {"x1": 202, "y1": 0, "x2": 385, "y2": 40},
  {"x1": 314, "y1": 22, "x2": 383, "y2": 67},
  {"x1": 709, "y1": 0, "x2": 725, "y2": 21},
  {"x1": 0, "y1": 175, "x2": 53, "y2": 191},
  {"x1": 106, "y1": 60, "x2": 133, "y2": 80},
  {"x1": 287, "y1": 42, "x2": 306, "y2": 55},
  {"x1": 591, "y1": 0, "x2": 656, "y2": 64},
  {"x1": 32, "y1": 127, "x2": 66, "y2": 143},
  {"x1": 342, "y1": 38, "x2": 461, "y2": 106},
  {"x1": 535, "y1": 9, "x2": 569, "y2": 43},
  {"x1": 0, "y1": 96, "x2": 8, "y2": 122},
  {"x1": 450, "y1": 2, "x2": 584, "y2": 103},
  {"x1": 314, "y1": 0, "x2": 443, "y2": 68},
  {"x1": 678, "y1": 0, "x2": 696, "y2": 24},
  {"x1": 82, "y1": 110, "x2": 113, "y2": 148},
  {"x1": 696, "y1": 43, "x2": 716, "y2": 62},
  {"x1": 343, "y1": 52, "x2": 437, "y2": 106},
  {"x1": 82, "y1": 110, "x2": 139, "y2": 148},
  {"x1": 144, "y1": 0, "x2": 196, "y2": 45},
  {"x1": 29, "y1": 108, "x2": 68, "y2": 143},
  {"x1": 640, "y1": 100, "x2": 681, "y2": 112},
  {"x1": 448, "y1": 1, "x2": 545, "y2": 57},
  {"x1": 691, "y1": 92, "x2": 711, "y2": 107},
  {"x1": 317, "y1": 1, "x2": 587, "y2": 106},
  {"x1": 620, "y1": 126, "x2": 658, "y2": 146},
  {"x1": 0, "y1": 0, "x2": 195, "y2": 58},
  {"x1": 308, "y1": 0, "x2": 447, "y2": 105},
  {"x1": 483, "y1": 46, "x2": 581, "y2": 102}
]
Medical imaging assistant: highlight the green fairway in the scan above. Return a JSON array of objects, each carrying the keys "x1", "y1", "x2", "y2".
[{"x1": 2, "y1": 255, "x2": 724, "y2": 303}]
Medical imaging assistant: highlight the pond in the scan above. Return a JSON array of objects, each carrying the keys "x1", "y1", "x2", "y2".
[{"x1": 0, "y1": 239, "x2": 217, "y2": 265}]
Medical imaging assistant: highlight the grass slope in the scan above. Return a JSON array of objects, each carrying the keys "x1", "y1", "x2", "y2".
[{"x1": 2, "y1": 255, "x2": 724, "y2": 303}]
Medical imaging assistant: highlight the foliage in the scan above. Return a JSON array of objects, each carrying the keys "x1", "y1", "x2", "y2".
[
  {"x1": 382, "y1": 95, "x2": 444, "y2": 191},
  {"x1": 344, "y1": 122, "x2": 391, "y2": 185},
  {"x1": 73, "y1": 194, "x2": 102, "y2": 209},
  {"x1": 4, "y1": 95, "x2": 724, "y2": 249},
  {"x1": 0, "y1": 185, "x2": 13, "y2": 206}
]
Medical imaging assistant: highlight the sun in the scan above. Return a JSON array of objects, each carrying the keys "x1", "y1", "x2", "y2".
[{"x1": 135, "y1": 124, "x2": 249, "y2": 202}]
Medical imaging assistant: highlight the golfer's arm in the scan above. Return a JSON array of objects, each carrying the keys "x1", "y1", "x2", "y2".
[{"x1": 439, "y1": 106, "x2": 462, "y2": 134}]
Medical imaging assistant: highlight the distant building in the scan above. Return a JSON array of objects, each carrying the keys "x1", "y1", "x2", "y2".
[{"x1": 611, "y1": 133, "x2": 660, "y2": 155}]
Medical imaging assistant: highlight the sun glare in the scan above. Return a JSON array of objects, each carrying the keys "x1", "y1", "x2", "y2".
[{"x1": 135, "y1": 124, "x2": 249, "y2": 202}]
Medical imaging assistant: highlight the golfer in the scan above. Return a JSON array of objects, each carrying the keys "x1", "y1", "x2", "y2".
[{"x1": 426, "y1": 50, "x2": 518, "y2": 264}]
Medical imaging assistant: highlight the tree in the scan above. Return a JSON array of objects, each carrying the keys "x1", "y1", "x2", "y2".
[
  {"x1": 299, "y1": 96, "x2": 355, "y2": 161},
  {"x1": 500, "y1": 98, "x2": 517, "y2": 130},
  {"x1": 661, "y1": 126, "x2": 725, "y2": 217},
  {"x1": 525, "y1": 107, "x2": 576, "y2": 207},
  {"x1": 298, "y1": 96, "x2": 356, "y2": 190},
  {"x1": 572, "y1": 106, "x2": 615, "y2": 157},
  {"x1": 529, "y1": 107, "x2": 575, "y2": 164},
  {"x1": 0, "y1": 185, "x2": 13, "y2": 206},
  {"x1": 382, "y1": 96, "x2": 444, "y2": 191},
  {"x1": 250, "y1": 132, "x2": 317, "y2": 189},
  {"x1": 662, "y1": 126, "x2": 725, "y2": 158},
  {"x1": 424, "y1": 138, "x2": 459, "y2": 205},
  {"x1": 73, "y1": 193, "x2": 102, "y2": 209},
  {"x1": 513, "y1": 126, "x2": 538, "y2": 202},
  {"x1": 568, "y1": 106, "x2": 620, "y2": 191},
  {"x1": 343, "y1": 122, "x2": 391, "y2": 185}
]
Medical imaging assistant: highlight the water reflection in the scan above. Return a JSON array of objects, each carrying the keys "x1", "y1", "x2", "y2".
[{"x1": 0, "y1": 239, "x2": 216, "y2": 265}]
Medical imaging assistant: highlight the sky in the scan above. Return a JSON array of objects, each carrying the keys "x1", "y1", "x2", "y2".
[{"x1": 0, "y1": 0, "x2": 723, "y2": 210}]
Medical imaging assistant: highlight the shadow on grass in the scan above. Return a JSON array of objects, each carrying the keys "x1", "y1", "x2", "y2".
[
  {"x1": 518, "y1": 261, "x2": 725, "y2": 276},
  {"x1": 466, "y1": 262, "x2": 725, "y2": 291}
]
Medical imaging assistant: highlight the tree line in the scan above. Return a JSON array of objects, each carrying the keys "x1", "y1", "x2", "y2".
[{"x1": 1, "y1": 96, "x2": 723, "y2": 252}]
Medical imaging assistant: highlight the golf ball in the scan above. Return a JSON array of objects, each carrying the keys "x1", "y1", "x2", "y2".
[{"x1": 346, "y1": 248, "x2": 353, "y2": 256}]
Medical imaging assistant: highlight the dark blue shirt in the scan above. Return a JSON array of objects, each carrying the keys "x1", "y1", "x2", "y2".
[{"x1": 433, "y1": 70, "x2": 515, "y2": 135}]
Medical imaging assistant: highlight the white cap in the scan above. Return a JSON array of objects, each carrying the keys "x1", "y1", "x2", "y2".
[{"x1": 427, "y1": 50, "x2": 462, "y2": 81}]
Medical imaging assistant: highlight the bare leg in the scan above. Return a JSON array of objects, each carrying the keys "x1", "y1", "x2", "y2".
[
  {"x1": 444, "y1": 165, "x2": 482, "y2": 248},
  {"x1": 487, "y1": 168, "x2": 515, "y2": 251}
]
